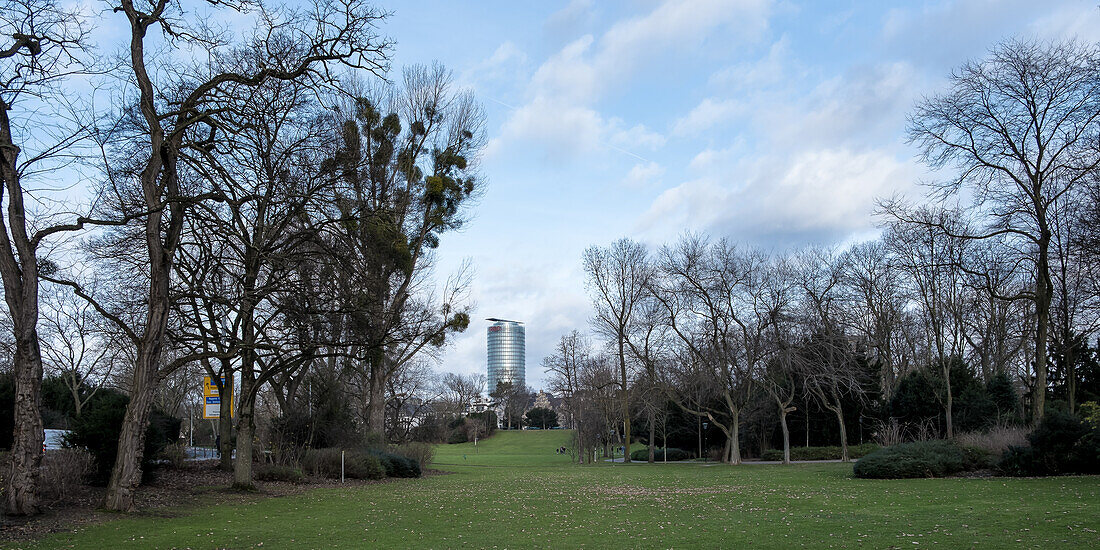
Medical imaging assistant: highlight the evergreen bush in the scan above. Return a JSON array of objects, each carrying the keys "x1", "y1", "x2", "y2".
[{"x1": 853, "y1": 440, "x2": 967, "y2": 478}]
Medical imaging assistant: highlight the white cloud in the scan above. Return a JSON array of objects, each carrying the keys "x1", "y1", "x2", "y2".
[
  {"x1": 638, "y1": 148, "x2": 920, "y2": 246},
  {"x1": 752, "y1": 61, "x2": 920, "y2": 151},
  {"x1": 495, "y1": 0, "x2": 772, "y2": 160},
  {"x1": 623, "y1": 161, "x2": 665, "y2": 188},
  {"x1": 672, "y1": 98, "x2": 745, "y2": 136},
  {"x1": 708, "y1": 35, "x2": 791, "y2": 90},
  {"x1": 611, "y1": 123, "x2": 666, "y2": 151},
  {"x1": 494, "y1": 97, "x2": 665, "y2": 160},
  {"x1": 497, "y1": 96, "x2": 606, "y2": 156}
]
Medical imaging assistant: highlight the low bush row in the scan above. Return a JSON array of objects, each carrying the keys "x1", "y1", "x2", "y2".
[
  {"x1": 629, "y1": 447, "x2": 692, "y2": 461},
  {"x1": 761, "y1": 443, "x2": 879, "y2": 462},
  {"x1": 855, "y1": 410, "x2": 1100, "y2": 479},
  {"x1": 301, "y1": 448, "x2": 385, "y2": 480},
  {"x1": 853, "y1": 440, "x2": 991, "y2": 478}
]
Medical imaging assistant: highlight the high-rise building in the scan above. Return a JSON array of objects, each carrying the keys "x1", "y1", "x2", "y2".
[{"x1": 486, "y1": 318, "x2": 525, "y2": 393}]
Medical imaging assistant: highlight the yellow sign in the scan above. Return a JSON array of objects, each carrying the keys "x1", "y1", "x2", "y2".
[{"x1": 202, "y1": 376, "x2": 234, "y2": 419}]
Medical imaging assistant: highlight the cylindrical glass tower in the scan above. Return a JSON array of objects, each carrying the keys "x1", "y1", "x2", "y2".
[{"x1": 487, "y1": 319, "x2": 525, "y2": 393}]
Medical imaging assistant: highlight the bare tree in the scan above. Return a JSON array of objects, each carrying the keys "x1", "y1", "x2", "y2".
[
  {"x1": 793, "y1": 248, "x2": 864, "y2": 462},
  {"x1": 439, "y1": 371, "x2": 484, "y2": 416},
  {"x1": 583, "y1": 238, "x2": 651, "y2": 463},
  {"x1": 902, "y1": 38, "x2": 1100, "y2": 422},
  {"x1": 543, "y1": 330, "x2": 590, "y2": 430},
  {"x1": 884, "y1": 209, "x2": 969, "y2": 437},
  {"x1": 652, "y1": 237, "x2": 772, "y2": 464},
  {"x1": 38, "y1": 284, "x2": 117, "y2": 417},
  {"x1": 48, "y1": 0, "x2": 390, "y2": 511},
  {"x1": 0, "y1": 0, "x2": 93, "y2": 515}
]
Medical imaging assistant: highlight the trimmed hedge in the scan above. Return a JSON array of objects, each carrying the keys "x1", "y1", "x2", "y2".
[
  {"x1": 761, "y1": 443, "x2": 880, "y2": 462},
  {"x1": 629, "y1": 447, "x2": 692, "y2": 461},
  {"x1": 853, "y1": 440, "x2": 970, "y2": 479}
]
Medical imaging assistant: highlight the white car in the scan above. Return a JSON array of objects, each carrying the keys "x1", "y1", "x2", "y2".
[{"x1": 43, "y1": 429, "x2": 70, "y2": 450}]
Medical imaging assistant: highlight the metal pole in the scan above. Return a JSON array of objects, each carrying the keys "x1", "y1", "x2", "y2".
[{"x1": 341, "y1": 450, "x2": 345, "y2": 483}]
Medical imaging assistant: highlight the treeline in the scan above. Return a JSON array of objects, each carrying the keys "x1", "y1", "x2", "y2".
[
  {"x1": 548, "y1": 39, "x2": 1100, "y2": 465},
  {"x1": 0, "y1": 0, "x2": 484, "y2": 515}
]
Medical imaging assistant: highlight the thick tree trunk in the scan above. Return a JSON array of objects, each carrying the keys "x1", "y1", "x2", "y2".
[
  {"x1": 729, "y1": 410, "x2": 742, "y2": 465},
  {"x1": 365, "y1": 362, "x2": 387, "y2": 437},
  {"x1": 233, "y1": 390, "x2": 255, "y2": 490},
  {"x1": 5, "y1": 337, "x2": 45, "y2": 515},
  {"x1": 103, "y1": 348, "x2": 159, "y2": 512}
]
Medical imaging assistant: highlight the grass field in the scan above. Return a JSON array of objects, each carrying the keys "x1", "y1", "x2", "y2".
[{"x1": 24, "y1": 430, "x2": 1100, "y2": 548}]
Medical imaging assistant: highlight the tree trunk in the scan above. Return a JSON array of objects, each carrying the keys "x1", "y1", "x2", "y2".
[
  {"x1": 103, "y1": 348, "x2": 159, "y2": 512},
  {"x1": 729, "y1": 410, "x2": 741, "y2": 465},
  {"x1": 696, "y1": 416, "x2": 702, "y2": 459},
  {"x1": 5, "y1": 336, "x2": 45, "y2": 516},
  {"x1": 364, "y1": 357, "x2": 387, "y2": 436},
  {"x1": 944, "y1": 361, "x2": 953, "y2": 439},
  {"x1": 648, "y1": 410, "x2": 655, "y2": 463},
  {"x1": 804, "y1": 398, "x2": 810, "y2": 447},
  {"x1": 618, "y1": 337, "x2": 631, "y2": 463},
  {"x1": 233, "y1": 389, "x2": 255, "y2": 490},
  {"x1": 218, "y1": 370, "x2": 234, "y2": 471},
  {"x1": 1066, "y1": 339, "x2": 1076, "y2": 414},
  {"x1": 779, "y1": 407, "x2": 790, "y2": 465},
  {"x1": 0, "y1": 99, "x2": 45, "y2": 516},
  {"x1": 835, "y1": 406, "x2": 849, "y2": 462},
  {"x1": 1033, "y1": 229, "x2": 1051, "y2": 423}
]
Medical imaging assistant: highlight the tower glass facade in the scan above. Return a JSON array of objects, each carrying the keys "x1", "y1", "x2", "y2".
[{"x1": 487, "y1": 319, "x2": 525, "y2": 393}]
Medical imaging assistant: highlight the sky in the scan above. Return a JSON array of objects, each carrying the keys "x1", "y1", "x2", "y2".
[{"x1": 369, "y1": 0, "x2": 1100, "y2": 389}]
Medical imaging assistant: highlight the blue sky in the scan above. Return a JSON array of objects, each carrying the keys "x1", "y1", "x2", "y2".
[{"x1": 372, "y1": 0, "x2": 1100, "y2": 389}]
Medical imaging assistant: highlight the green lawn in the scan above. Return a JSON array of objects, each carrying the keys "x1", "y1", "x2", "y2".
[{"x1": 24, "y1": 430, "x2": 1100, "y2": 548}]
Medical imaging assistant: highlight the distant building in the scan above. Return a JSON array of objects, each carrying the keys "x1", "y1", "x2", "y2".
[
  {"x1": 533, "y1": 390, "x2": 552, "y2": 410},
  {"x1": 487, "y1": 318, "x2": 525, "y2": 393}
]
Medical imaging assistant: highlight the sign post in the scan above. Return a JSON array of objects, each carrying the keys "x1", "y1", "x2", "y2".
[{"x1": 203, "y1": 376, "x2": 233, "y2": 419}]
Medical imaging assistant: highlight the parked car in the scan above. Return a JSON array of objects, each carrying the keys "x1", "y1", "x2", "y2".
[{"x1": 43, "y1": 429, "x2": 70, "y2": 450}]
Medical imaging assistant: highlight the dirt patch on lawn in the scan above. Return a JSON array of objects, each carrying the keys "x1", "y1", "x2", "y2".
[{"x1": 0, "y1": 460, "x2": 407, "y2": 543}]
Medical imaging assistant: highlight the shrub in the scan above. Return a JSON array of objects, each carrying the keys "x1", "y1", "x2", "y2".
[
  {"x1": 761, "y1": 443, "x2": 879, "y2": 462},
  {"x1": 954, "y1": 425, "x2": 1028, "y2": 456},
  {"x1": 254, "y1": 464, "x2": 305, "y2": 483},
  {"x1": 999, "y1": 411, "x2": 1100, "y2": 476},
  {"x1": 301, "y1": 448, "x2": 384, "y2": 480},
  {"x1": 159, "y1": 442, "x2": 188, "y2": 468},
  {"x1": 39, "y1": 448, "x2": 93, "y2": 501},
  {"x1": 396, "y1": 442, "x2": 434, "y2": 470},
  {"x1": 447, "y1": 428, "x2": 468, "y2": 444},
  {"x1": 853, "y1": 440, "x2": 967, "y2": 479},
  {"x1": 63, "y1": 390, "x2": 180, "y2": 485},
  {"x1": 629, "y1": 447, "x2": 691, "y2": 461},
  {"x1": 365, "y1": 448, "x2": 421, "y2": 478}
]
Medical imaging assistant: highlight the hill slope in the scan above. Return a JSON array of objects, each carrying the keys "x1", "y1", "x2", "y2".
[{"x1": 432, "y1": 429, "x2": 574, "y2": 468}]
